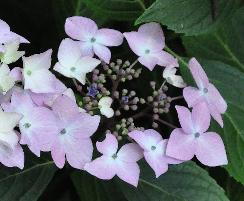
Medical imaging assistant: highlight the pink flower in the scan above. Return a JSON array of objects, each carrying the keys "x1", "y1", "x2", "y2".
[
  {"x1": 0, "y1": 108, "x2": 24, "y2": 169},
  {"x1": 84, "y1": 133, "x2": 143, "y2": 187},
  {"x1": 166, "y1": 103, "x2": 228, "y2": 167},
  {"x1": 183, "y1": 58, "x2": 227, "y2": 127},
  {"x1": 129, "y1": 129, "x2": 182, "y2": 178},
  {"x1": 2, "y1": 91, "x2": 58, "y2": 156},
  {"x1": 123, "y1": 23, "x2": 178, "y2": 71},
  {"x1": 22, "y1": 49, "x2": 66, "y2": 93},
  {"x1": 54, "y1": 38, "x2": 101, "y2": 85},
  {"x1": 65, "y1": 16, "x2": 123, "y2": 63},
  {"x1": 0, "y1": 19, "x2": 29, "y2": 47},
  {"x1": 50, "y1": 95, "x2": 100, "y2": 169}
]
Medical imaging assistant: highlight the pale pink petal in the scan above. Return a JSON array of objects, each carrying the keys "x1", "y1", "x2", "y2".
[
  {"x1": 189, "y1": 58, "x2": 209, "y2": 89},
  {"x1": 51, "y1": 141, "x2": 66, "y2": 168},
  {"x1": 9, "y1": 67, "x2": 22, "y2": 82},
  {"x1": 65, "y1": 138, "x2": 93, "y2": 169},
  {"x1": 116, "y1": 161, "x2": 140, "y2": 187},
  {"x1": 175, "y1": 105, "x2": 193, "y2": 134},
  {"x1": 19, "y1": 106, "x2": 58, "y2": 154},
  {"x1": 117, "y1": 143, "x2": 143, "y2": 162},
  {"x1": 192, "y1": 102, "x2": 210, "y2": 133},
  {"x1": 138, "y1": 55, "x2": 158, "y2": 71},
  {"x1": 84, "y1": 156, "x2": 117, "y2": 180},
  {"x1": 123, "y1": 32, "x2": 145, "y2": 56},
  {"x1": 0, "y1": 19, "x2": 10, "y2": 33},
  {"x1": 128, "y1": 129, "x2": 162, "y2": 151},
  {"x1": 0, "y1": 143, "x2": 24, "y2": 169},
  {"x1": 93, "y1": 44, "x2": 111, "y2": 63},
  {"x1": 23, "y1": 49, "x2": 52, "y2": 70},
  {"x1": 52, "y1": 95, "x2": 80, "y2": 124},
  {"x1": 65, "y1": 16, "x2": 98, "y2": 41},
  {"x1": 206, "y1": 83, "x2": 227, "y2": 114},
  {"x1": 67, "y1": 113, "x2": 100, "y2": 138},
  {"x1": 183, "y1": 86, "x2": 204, "y2": 107},
  {"x1": 24, "y1": 69, "x2": 65, "y2": 94},
  {"x1": 75, "y1": 56, "x2": 101, "y2": 73},
  {"x1": 195, "y1": 132, "x2": 228, "y2": 166},
  {"x1": 95, "y1": 28, "x2": 123, "y2": 46},
  {"x1": 138, "y1": 22, "x2": 165, "y2": 49},
  {"x1": 58, "y1": 38, "x2": 82, "y2": 67},
  {"x1": 153, "y1": 51, "x2": 179, "y2": 68},
  {"x1": 208, "y1": 103, "x2": 224, "y2": 128},
  {"x1": 96, "y1": 133, "x2": 118, "y2": 156},
  {"x1": 144, "y1": 151, "x2": 168, "y2": 178},
  {"x1": 166, "y1": 128, "x2": 196, "y2": 161},
  {"x1": 79, "y1": 41, "x2": 94, "y2": 57}
]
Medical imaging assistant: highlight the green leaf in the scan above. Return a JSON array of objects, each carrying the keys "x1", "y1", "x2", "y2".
[
  {"x1": 0, "y1": 159, "x2": 56, "y2": 201},
  {"x1": 71, "y1": 171, "x2": 126, "y2": 201},
  {"x1": 182, "y1": 7, "x2": 244, "y2": 71},
  {"x1": 78, "y1": 0, "x2": 145, "y2": 21},
  {"x1": 53, "y1": 0, "x2": 145, "y2": 28},
  {"x1": 180, "y1": 58, "x2": 244, "y2": 186},
  {"x1": 118, "y1": 161, "x2": 229, "y2": 201},
  {"x1": 136, "y1": 0, "x2": 241, "y2": 36}
]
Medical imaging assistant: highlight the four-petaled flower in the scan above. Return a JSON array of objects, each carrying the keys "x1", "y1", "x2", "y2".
[
  {"x1": 54, "y1": 38, "x2": 101, "y2": 85},
  {"x1": 23, "y1": 49, "x2": 66, "y2": 93},
  {"x1": 166, "y1": 103, "x2": 228, "y2": 167},
  {"x1": 65, "y1": 16, "x2": 124, "y2": 63},
  {"x1": 84, "y1": 133, "x2": 143, "y2": 186},
  {"x1": 124, "y1": 22, "x2": 178, "y2": 71},
  {"x1": 129, "y1": 129, "x2": 182, "y2": 178},
  {"x1": 183, "y1": 58, "x2": 227, "y2": 127},
  {"x1": 50, "y1": 95, "x2": 100, "y2": 169}
]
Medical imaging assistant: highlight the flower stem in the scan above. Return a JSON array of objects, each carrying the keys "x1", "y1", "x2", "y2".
[
  {"x1": 171, "y1": 96, "x2": 184, "y2": 101},
  {"x1": 128, "y1": 59, "x2": 138, "y2": 71},
  {"x1": 159, "y1": 80, "x2": 166, "y2": 90},
  {"x1": 156, "y1": 118, "x2": 177, "y2": 129}
]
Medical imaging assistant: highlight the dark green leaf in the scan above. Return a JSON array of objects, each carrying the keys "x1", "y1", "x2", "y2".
[
  {"x1": 180, "y1": 58, "x2": 244, "y2": 186},
  {"x1": 226, "y1": 178, "x2": 244, "y2": 201},
  {"x1": 71, "y1": 171, "x2": 126, "y2": 201},
  {"x1": 118, "y1": 161, "x2": 229, "y2": 201},
  {"x1": 183, "y1": 7, "x2": 244, "y2": 71},
  {"x1": 0, "y1": 159, "x2": 56, "y2": 201},
  {"x1": 136, "y1": 0, "x2": 241, "y2": 36}
]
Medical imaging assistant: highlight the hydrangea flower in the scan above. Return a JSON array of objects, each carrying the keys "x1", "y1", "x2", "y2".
[
  {"x1": 0, "y1": 108, "x2": 24, "y2": 169},
  {"x1": 166, "y1": 103, "x2": 228, "y2": 167},
  {"x1": 50, "y1": 95, "x2": 100, "y2": 169},
  {"x1": 23, "y1": 49, "x2": 66, "y2": 93},
  {"x1": 54, "y1": 38, "x2": 101, "y2": 85},
  {"x1": 124, "y1": 22, "x2": 178, "y2": 71},
  {"x1": 2, "y1": 91, "x2": 58, "y2": 156},
  {"x1": 65, "y1": 16, "x2": 123, "y2": 63},
  {"x1": 84, "y1": 133, "x2": 143, "y2": 186},
  {"x1": 0, "y1": 19, "x2": 29, "y2": 52},
  {"x1": 163, "y1": 67, "x2": 186, "y2": 88},
  {"x1": 98, "y1": 97, "x2": 114, "y2": 118},
  {"x1": 129, "y1": 129, "x2": 182, "y2": 178},
  {"x1": 183, "y1": 58, "x2": 227, "y2": 127},
  {"x1": 0, "y1": 64, "x2": 15, "y2": 94},
  {"x1": 0, "y1": 39, "x2": 25, "y2": 64}
]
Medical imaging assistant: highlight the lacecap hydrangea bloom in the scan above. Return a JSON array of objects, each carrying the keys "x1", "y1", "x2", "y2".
[{"x1": 0, "y1": 17, "x2": 228, "y2": 188}]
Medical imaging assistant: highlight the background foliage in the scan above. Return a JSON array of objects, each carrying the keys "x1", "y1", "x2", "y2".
[{"x1": 0, "y1": 0, "x2": 244, "y2": 200}]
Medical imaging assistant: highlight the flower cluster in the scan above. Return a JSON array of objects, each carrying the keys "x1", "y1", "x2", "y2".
[{"x1": 0, "y1": 17, "x2": 227, "y2": 187}]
